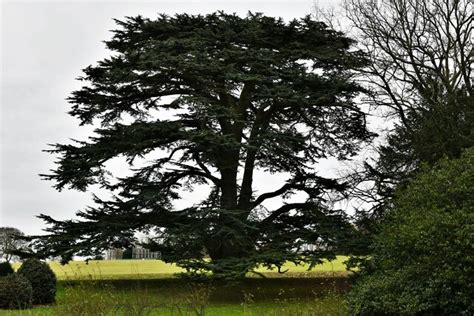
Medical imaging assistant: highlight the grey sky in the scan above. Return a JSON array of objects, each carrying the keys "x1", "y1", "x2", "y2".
[{"x1": 1, "y1": 0, "x2": 351, "y2": 236}]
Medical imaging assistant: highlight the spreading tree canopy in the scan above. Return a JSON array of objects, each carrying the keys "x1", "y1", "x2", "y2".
[{"x1": 31, "y1": 12, "x2": 372, "y2": 279}]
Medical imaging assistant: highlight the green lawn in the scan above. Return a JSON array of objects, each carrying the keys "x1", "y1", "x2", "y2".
[
  {"x1": 13, "y1": 256, "x2": 349, "y2": 280},
  {"x1": 6, "y1": 258, "x2": 351, "y2": 315}
]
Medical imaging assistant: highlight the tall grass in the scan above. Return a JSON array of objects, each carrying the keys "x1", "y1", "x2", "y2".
[
  {"x1": 2, "y1": 278, "x2": 349, "y2": 315},
  {"x1": 5, "y1": 258, "x2": 350, "y2": 315}
]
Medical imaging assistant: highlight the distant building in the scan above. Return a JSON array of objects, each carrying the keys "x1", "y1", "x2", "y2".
[
  {"x1": 105, "y1": 246, "x2": 160, "y2": 260},
  {"x1": 131, "y1": 247, "x2": 161, "y2": 259},
  {"x1": 105, "y1": 248, "x2": 124, "y2": 260},
  {"x1": 300, "y1": 243, "x2": 318, "y2": 252},
  {"x1": 299, "y1": 238, "x2": 330, "y2": 252}
]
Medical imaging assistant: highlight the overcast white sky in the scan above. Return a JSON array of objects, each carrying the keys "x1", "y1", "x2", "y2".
[{"x1": 1, "y1": 0, "x2": 357, "y2": 236}]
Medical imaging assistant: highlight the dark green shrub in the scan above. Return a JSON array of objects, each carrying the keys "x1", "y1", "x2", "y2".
[
  {"x1": 0, "y1": 262, "x2": 14, "y2": 277},
  {"x1": 348, "y1": 149, "x2": 474, "y2": 315},
  {"x1": 0, "y1": 273, "x2": 33, "y2": 309},
  {"x1": 18, "y1": 258, "x2": 56, "y2": 305}
]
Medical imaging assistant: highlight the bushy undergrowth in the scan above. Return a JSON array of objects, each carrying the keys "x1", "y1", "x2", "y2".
[
  {"x1": 53, "y1": 280, "x2": 117, "y2": 316},
  {"x1": 349, "y1": 149, "x2": 474, "y2": 315},
  {"x1": 0, "y1": 273, "x2": 33, "y2": 309},
  {"x1": 18, "y1": 258, "x2": 57, "y2": 305},
  {"x1": 0, "y1": 262, "x2": 14, "y2": 277}
]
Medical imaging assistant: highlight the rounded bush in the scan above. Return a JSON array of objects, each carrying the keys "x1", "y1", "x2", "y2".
[
  {"x1": 0, "y1": 262, "x2": 14, "y2": 277},
  {"x1": 0, "y1": 273, "x2": 33, "y2": 309},
  {"x1": 17, "y1": 258, "x2": 56, "y2": 305}
]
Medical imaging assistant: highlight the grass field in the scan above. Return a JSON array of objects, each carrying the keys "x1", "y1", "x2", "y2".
[
  {"x1": 12, "y1": 256, "x2": 349, "y2": 280},
  {"x1": 6, "y1": 257, "x2": 351, "y2": 315}
]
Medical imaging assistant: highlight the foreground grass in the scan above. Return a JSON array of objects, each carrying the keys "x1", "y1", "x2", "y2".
[
  {"x1": 12, "y1": 256, "x2": 349, "y2": 280},
  {"x1": 3, "y1": 277, "x2": 350, "y2": 315},
  {"x1": 6, "y1": 258, "x2": 350, "y2": 315}
]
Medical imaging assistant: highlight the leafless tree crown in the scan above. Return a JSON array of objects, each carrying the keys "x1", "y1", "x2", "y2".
[{"x1": 344, "y1": 0, "x2": 472, "y2": 127}]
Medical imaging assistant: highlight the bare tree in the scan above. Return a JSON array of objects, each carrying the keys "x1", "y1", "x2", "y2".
[
  {"x1": 0, "y1": 227, "x2": 26, "y2": 262},
  {"x1": 338, "y1": 0, "x2": 473, "y2": 207},
  {"x1": 344, "y1": 0, "x2": 472, "y2": 124}
]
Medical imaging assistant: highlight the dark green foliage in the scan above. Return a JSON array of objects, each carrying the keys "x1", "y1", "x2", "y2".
[
  {"x1": 351, "y1": 92, "x2": 473, "y2": 257},
  {"x1": 0, "y1": 273, "x2": 33, "y2": 310},
  {"x1": 371, "y1": 94, "x2": 473, "y2": 202},
  {"x1": 18, "y1": 258, "x2": 57, "y2": 305},
  {"x1": 29, "y1": 12, "x2": 372, "y2": 279},
  {"x1": 348, "y1": 149, "x2": 474, "y2": 315},
  {"x1": 122, "y1": 248, "x2": 133, "y2": 259},
  {"x1": 0, "y1": 262, "x2": 14, "y2": 277}
]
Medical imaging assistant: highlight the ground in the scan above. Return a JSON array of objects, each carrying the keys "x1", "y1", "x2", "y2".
[{"x1": 6, "y1": 257, "x2": 350, "y2": 315}]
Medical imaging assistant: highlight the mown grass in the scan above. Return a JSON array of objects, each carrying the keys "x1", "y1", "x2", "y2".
[
  {"x1": 6, "y1": 257, "x2": 351, "y2": 315},
  {"x1": 12, "y1": 256, "x2": 349, "y2": 280}
]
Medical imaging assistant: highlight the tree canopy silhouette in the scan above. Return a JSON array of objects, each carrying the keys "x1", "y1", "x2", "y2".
[{"x1": 31, "y1": 12, "x2": 372, "y2": 279}]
